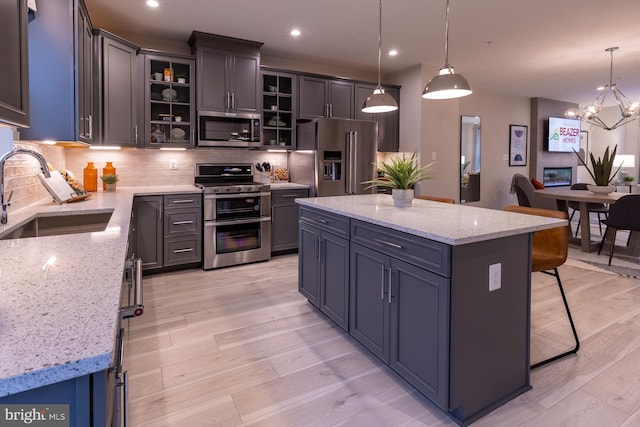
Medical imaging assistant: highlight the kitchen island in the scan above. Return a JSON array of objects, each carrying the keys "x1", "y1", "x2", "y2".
[
  {"x1": 0, "y1": 186, "x2": 199, "y2": 424},
  {"x1": 296, "y1": 194, "x2": 566, "y2": 426}
]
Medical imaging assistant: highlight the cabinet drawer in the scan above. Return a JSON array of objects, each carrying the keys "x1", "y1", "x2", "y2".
[
  {"x1": 351, "y1": 220, "x2": 450, "y2": 277},
  {"x1": 164, "y1": 236, "x2": 202, "y2": 266},
  {"x1": 164, "y1": 209, "x2": 202, "y2": 236},
  {"x1": 300, "y1": 207, "x2": 349, "y2": 238},
  {"x1": 164, "y1": 193, "x2": 201, "y2": 209},
  {"x1": 271, "y1": 188, "x2": 309, "y2": 206}
]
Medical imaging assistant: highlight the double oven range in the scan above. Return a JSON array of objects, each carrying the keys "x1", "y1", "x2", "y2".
[{"x1": 195, "y1": 163, "x2": 271, "y2": 269}]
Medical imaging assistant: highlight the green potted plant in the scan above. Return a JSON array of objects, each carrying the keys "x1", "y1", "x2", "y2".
[
  {"x1": 574, "y1": 145, "x2": 621, "y2": 194},
  {"x1": 623, "y1": 175, "x2": 635, "y2": 183},
  {"x1": 100, "y1": 174, "x2": 119, "y2": 192},
  {"x1": 363, "y1": 152, "x2": 436, "y2": 207}
]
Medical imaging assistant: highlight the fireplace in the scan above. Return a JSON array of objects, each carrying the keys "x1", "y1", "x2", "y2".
[{"x1": 543, "y1": 167, "x2": 572, "y2": 187}]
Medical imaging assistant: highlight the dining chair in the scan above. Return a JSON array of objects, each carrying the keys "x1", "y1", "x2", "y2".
[
  {"x1": 510, "y1": 174, "x2": 558, "y2": 210},
  {"x1": 568, "y1": 183, "x2": 608, "y2": 237},
  {"x1": 504, "y1": 205, "x2": 579, "y2": 369},
  {"x1": 598, "y1": 195, "x2": 640, "y2": 266},
  {"x1": 416, "y1": 195, "x2": 455, "y2": 204}
]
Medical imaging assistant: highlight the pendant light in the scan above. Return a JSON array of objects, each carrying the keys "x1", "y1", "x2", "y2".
[
  {"x1": 422, "y1": 0, "x2": 472, "y2": 100},
  {"x1": 362, "y1": 0, "x2": 398, "y2": 113}
]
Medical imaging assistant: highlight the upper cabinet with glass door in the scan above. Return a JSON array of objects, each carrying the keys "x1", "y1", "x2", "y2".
[
  {"x1": 143, "y1": 52, "x2": 195, "y2": 148},
  {"x1": 261, "y1": 71, "x2": 296, "y2": 149}
]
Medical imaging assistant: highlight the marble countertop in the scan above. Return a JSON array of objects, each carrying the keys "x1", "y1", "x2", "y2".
[
  {"x1": 297, "y1": 194, "x2": 566, "y2": 245},
  {"x1": 0, "y1": 185, "x2": 200, "y2": 397}
]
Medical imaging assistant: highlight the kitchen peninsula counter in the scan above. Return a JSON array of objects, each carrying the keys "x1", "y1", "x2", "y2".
[
  {"x1": 296, "y1": 194, "x2": 566, "y2": 425},
  {"x1": 0, "y1": 185, "x2": 200, "y2": 397}
]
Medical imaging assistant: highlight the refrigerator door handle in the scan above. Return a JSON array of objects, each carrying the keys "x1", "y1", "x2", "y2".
[{"x1": 346, "y1": 131, "x2": 357, "y2": 194}]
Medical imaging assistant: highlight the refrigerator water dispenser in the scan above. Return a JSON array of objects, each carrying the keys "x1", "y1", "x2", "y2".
[{"x1": 322, "y1": 151, "x2": 342, "y2": 181}]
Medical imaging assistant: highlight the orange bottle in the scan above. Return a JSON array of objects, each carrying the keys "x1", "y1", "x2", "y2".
[
  {"x1": 83, "y1": 162, "x2": 98, "y2": 192},
  {"x1": 102, "y1": 162, "x2": 116, "y2": 190}
]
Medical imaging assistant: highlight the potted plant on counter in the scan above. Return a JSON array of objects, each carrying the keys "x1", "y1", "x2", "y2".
[
  {"x1": 363, "y1": 153, "x2": 436, "y2": 207},
  {"x1": 100, "y1": 174, "x2": 119, "y2": 192},
  {"x1": 574, "y1": 145, "x2": 621, "y2": 194}
]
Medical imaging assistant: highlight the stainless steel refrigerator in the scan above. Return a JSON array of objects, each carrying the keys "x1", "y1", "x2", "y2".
[{"x1": 289, "y1": 118, "x2": 378, "y2": 197}]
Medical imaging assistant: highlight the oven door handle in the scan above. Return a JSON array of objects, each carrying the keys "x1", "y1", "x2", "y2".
[
  {"x1": 204, "y1": 217, "x2": 271, "y2": 227},
  {"x1": 205, "y1": 192, "x2": 271, "y2": 200}
]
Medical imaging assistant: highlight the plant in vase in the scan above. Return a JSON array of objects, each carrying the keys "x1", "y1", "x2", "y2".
[
  {"x1": 100, "y1": 174, "x2": 119, "y2": 192},
  {"x1": 363, "y1": 152, "x2": 436, "y2": 207},
  {"x1": 574, "y1": 145, "x2": 621, "y2": 194}
]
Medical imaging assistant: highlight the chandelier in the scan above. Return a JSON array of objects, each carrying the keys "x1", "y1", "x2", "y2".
[{"x1": 566, "y1": 47, "x2": 640, "y2": 131}]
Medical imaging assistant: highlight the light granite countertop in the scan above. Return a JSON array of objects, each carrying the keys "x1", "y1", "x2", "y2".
[
  {"x1": 268, "y1": 182, "x2": 310, "y2": 190},
  {"x1": 297, "y1": 194, "x2": 567, "y2": 245},
  {"x1": 0, "y1": 185, "x2": 200, "y2": 397}
]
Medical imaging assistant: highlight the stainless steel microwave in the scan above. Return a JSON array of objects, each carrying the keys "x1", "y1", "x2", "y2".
[{"x1": 197, "y1": 111, "x2": 261, "y2": 148}]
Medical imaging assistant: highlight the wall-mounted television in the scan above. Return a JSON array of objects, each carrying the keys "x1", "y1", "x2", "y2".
[{"x1": 547, "y1": 117, "x2": 581, "y2": 152}]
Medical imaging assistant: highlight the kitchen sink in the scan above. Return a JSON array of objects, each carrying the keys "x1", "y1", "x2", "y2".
[{"x1": 0, "y1": 211, "x2": 113, "y2": 240}]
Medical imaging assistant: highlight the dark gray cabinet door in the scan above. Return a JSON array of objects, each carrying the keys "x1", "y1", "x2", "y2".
[
  {"x1": 389, "y1": 257, "x2": 448, "y2": 408},
  {"x1": 320, "y1": 230, "x2": 349, "y2": 330},
  {"x1": 299, "y1": 222, "x2": 320, "y2": 306},
  {"x1": 100, "y1": 35, "x2": 138, "y2": 146},
  {"x1": 133, "y1": 196, "x2": 163, "y2": 270},
  {"x1": 198, "y1": 48, "x2": 228, "y2": 111},
  {"x1": 349, "y1": 243, "x2": 389, "y2": 362},
  {"x1": 232, "y1": 54, "x2": 260, "y2": 112},
  {"x1": 271, "y1": 204, "x2": 300, "y2": 252},
  {"x1": 77, "y1": 5, "x2": 93, "y2": 143},
  {"x1": 0, "y1": 0, "x2": 29, "y2": 127},
  {"x1": 298, "y1": 76, "x2": 327, "y2": 119},
  {"x1": 198, "y1": 48, "x2": 259, "y2": 113},
  {"x1": 328, "y1": 80, "x2": 354, "y2": 119}
]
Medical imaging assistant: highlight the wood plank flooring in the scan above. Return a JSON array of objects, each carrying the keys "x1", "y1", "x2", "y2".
[{"x1": 124, "y1": 254, "x2": 640, "y2": 426}]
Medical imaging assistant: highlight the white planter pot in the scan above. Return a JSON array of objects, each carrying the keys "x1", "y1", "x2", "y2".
[
  {"x1": 392, "y1": 189, "x2": 414, "y2": 207},
  {"x1": 586, "y1": 184, "x2": 615, "y2": 194}
]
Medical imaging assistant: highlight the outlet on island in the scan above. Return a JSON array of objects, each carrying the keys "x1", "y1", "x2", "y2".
[{"x1": 169, "y1": 159, "x2": 177, "y2": 169}]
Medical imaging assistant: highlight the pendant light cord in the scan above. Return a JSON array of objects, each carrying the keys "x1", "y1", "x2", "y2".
[
  {"x1": 443, "y1": 0, "x2": 451, "y2": 68},
  {"x1": 376, "y1": 0, "x2": 382, "y2": 88}
]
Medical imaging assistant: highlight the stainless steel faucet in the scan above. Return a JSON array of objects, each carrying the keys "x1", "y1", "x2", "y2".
[{"x1": 0, "y1": 148, "x2": 52, "y2": 225}]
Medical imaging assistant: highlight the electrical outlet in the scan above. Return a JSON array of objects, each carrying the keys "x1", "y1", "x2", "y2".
[
  {"x1": 169, "y1": 159, "x2": 177, "y2": 169},
  {"x1": 489, "y1": 263, "x2": 501, "y2": 291},
  {"x1": 503, "y1": 154, "x2": 509, "y2": 161},
  {"x1": 431, "y1": 151, "x2": 437, "y2": 160}
]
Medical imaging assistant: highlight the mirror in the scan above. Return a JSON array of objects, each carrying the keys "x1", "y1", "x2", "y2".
[{"x1": 460, "y1": 116, "x2": 481, "y2": 203}]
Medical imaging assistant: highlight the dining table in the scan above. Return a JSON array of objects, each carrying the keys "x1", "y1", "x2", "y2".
[{"x1": 535, "y1": 187, "x2": 640, "y2": 254}]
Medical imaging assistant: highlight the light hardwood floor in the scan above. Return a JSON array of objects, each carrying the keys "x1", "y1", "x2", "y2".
[{"x1": 124, "y1": 254, "x2": 640, "y2": 426}]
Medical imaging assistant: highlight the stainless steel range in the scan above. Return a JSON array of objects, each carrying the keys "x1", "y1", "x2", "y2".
[{"x1": 195, "y1": 163, "x2": 271, "y2": 269}]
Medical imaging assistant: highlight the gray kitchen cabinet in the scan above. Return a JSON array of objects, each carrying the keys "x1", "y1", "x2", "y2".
[
  {"x1": 142, "y1": 51, "x2": 195, "y2": 148},
  {"x1": 189, "y1": 32, "x2": 262, "y2": 114},
  {"x1": 299, "y1": 206, "x2": 531, "y2": 424},
  {"x1": 271, "y1": 188, "x2": 308, "y2": 253},
  {"x1": 20, "y1": 0, "x2": 93, "y2": 141},
  {"x1": 94, "y1": 30, "x2": 139, "y2": 147},
  {"x1": 350, "y1": 242, "x2": 448, "y2": 407},
  {"x1": 0, "y1": 0, "x2": 29, "y2": 127},
  {"x1": 299, "y1": 75, "x2": 354, "y2": 120},
  {"x1": 77, "y1": 4, "x2": 94, "y2": 143},
  {"x1": 262, "y1": 71, "x2": 297, "y2": 149},
  {"x1": 354, "y1": 83, "x2": 400, "y2": 152},
  {"x1": 133, "y1": 195, "x2": 163, "y2": 270},
  {"x1": 133, "y1": 193, "x2": 202, "y2": 271},
  {"x1": 299, "y1": 210, "x2": 350, "y2": 330}
]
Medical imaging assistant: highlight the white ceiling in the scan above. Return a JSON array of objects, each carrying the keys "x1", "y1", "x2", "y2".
[{"x1": 84, "y1": 0, "x2": 640, "y2": 106}]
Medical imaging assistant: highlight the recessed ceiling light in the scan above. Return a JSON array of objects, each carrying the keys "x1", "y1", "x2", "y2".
[
  {"x1": 146, "y1": 0, "x2": 159, "y2": 7},
  {"x1": 388, "y1": 49, "x2": 398, "y2": 56},
  {"x1": 290, "y1": 29, "x2": 301, "y2": 37}
]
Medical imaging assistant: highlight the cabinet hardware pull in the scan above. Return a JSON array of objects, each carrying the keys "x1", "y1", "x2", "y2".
[
  {"x1": 388, "y1": 268, "x2": 393, "y2": 304},
  {"x1": 88, "y1": 115, "x2": 93, "y2": 140},
  {"x1": 380, "y1": 266, "x2": 386, "y2": 300},
  {"x1": 171, "y1": 199, "x2": 194, "y2": 204},
  {"x1": 313, "y1": 217, "x2": 328, "y2": 224},
  {"x1": 173, "y1": 248, "x2": 194, "y2": 253},
  {"x1": 374, "y1": 238, "x2": 402, "y2": 249},
  {"x1": 172, "y1": 220, "x2": 193, "y2": 225},
  {"x1": 281, "y1": 194, "x2": 299, "y2": 198},
  {"x1": 123, "y1": 371, "x2": 129, "y2": 427},
  {"x1": 134, "y1": 125, "x2": 138, "y2": 144}
]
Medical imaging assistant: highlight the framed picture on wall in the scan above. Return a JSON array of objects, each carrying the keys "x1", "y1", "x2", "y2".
[
  {"x1": 509, "y1": 125, "x2": 528, "y2": 166},
  {"x1": 578, "y1": 130, "x2": 589, "y2": 163}
]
